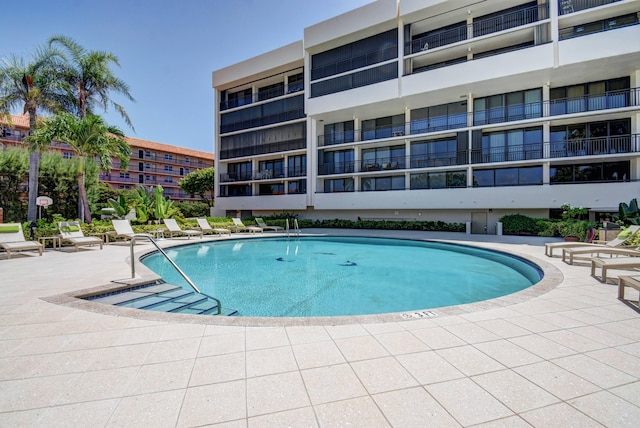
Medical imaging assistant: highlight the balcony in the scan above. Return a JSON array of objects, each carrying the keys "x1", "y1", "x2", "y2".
[
  {"x1": 549, "y1": 87, "x2": 637, "y2": 115},
  {"x1": 558, "y1": 0, "x2": 622, "y2": 16},
  {"x1": 317, "y1": 134, "x2": 638, "y2": 175},
  {"x1": 220, "y1": 84, "x2": 304, "y2": 111},
  {"x1": 405, "y1": 3, "x2": 548, "y2": 55},
  {"x1": 220, "y1": 166, "x2": 308, "y2": 183},
  {"x1": 220, "y1": 107, "x2": 305, "y2": 134},
  {"x1": 471, "y1": 135, "x2": 638, "y2": 164}
]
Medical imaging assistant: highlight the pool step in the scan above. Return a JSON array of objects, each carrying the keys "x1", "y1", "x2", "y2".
[{"x1": 88, "y1": 282, "x2": 236, "y2": 316}]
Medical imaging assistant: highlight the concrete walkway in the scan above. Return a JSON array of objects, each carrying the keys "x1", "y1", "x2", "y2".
[{"x1": 0, "y1": 230, "x2": 639, "y2": 427}]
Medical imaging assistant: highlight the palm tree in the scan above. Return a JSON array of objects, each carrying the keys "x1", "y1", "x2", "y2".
[
  {"x1": 0, "y1": 47, "x2": 67, "y2": 221},
  {"x1": 49, "y1": 35, "x2": 135, "y2": 129},
  {"x1": 26, "y1": 113, "x2": 130, "y2": 223}
]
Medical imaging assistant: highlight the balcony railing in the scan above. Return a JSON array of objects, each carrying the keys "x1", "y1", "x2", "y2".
[
  {"x1": 558, "y1": 0, "x2": 621, "y2": 16},
  {"x1": 220, "y1": 166, "x2": 308, "y2": 183},
  {"x1": 220, "y1": 84, "x2": 303, "y2": 111},
  {"x1": 220, "y1": 138, "x2": 306, "y2": 160},
  {"x1": 317, "y1": 87, "x2": 639, "y2": 146},
  {"x1": 317, "y1": 134, "x2": 639, "y2": 175},
  {"x1": 220, "y1": 107, "x2": 305, "y2": 134},
  {"x1": 559, "y1": 12, "x2": 639, "y2": 39},
  {"x1": 406, "y1": 3, "x2": 548, "y2": 55},
  {"x1": 310, "y1": 44, "x2": 398, "y2": 81}
]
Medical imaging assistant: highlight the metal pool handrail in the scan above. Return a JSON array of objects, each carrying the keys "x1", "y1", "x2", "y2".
[
  {"x1": 129, "y1": 234, "x2": 221, "y2": 314},
  {"x1": 285, "y1": 219, "x2": 300, "y2": 238}
]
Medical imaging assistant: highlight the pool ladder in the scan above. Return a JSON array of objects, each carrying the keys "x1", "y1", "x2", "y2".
[
  {"x1": 285, "y1": 218, "x2": 300, "y2": 238},
  {"x1": 129, "y1": 234, "x2": 222, "y2": 314}
]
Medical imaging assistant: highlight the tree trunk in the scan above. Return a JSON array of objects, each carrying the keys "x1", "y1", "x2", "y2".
[
  {"x1": 77, "y1": 157, "x2": 92, "y2": 224},
  {"x1": 26, "y1": 110, "x2": 39, "y2": 222},
  {"x1": 27, "y1": 148, "x2": 40, "y2": 221}
]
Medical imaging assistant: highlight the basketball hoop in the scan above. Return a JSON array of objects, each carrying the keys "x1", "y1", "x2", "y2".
[
  {"x1": 36, "y1": 196, "x2": 53, "y2": 219},
  {"x1": 36, "y1": 196, "x2": 53, "y2": 208}
]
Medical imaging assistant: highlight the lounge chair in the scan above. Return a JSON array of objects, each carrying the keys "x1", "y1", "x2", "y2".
[
  {"x1": 230, "y1": 218, "x2": 263, "y2": 234},
  {"x1": 110, "y1": 219, "x2": 150, "y2": 242},
  {"x1": 591, "y1": 256, "x2": 640, "y2": 283},
  {"x1": 618, "y1": 275, "x2": 640, "y2": 305},
  {"x1": 58, "y1": 221, "x2": 104, "y2": 251},
  {"x1": 562, "y1": 246, "x2": 640, "y2": 265},
  {"x1": 255, "y1": 217, "x2": 283, "y2": 232},
  {"x1": 196, "y1": 218, "x2": 231, "y2": 236},
  {"x1": 545, "y1": 225, "x2": 640, "y2": 257},
  {"x1": 163, "y1": 218, "x2": 203, "y2": 239},
  {"x1": 0, "y1": 223, "x2": 43, "y2": 258}
]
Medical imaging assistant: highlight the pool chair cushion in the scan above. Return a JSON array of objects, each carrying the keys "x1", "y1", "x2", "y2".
[{"x1": 0, "y1": 224, "x2": 20, "y2": 233}]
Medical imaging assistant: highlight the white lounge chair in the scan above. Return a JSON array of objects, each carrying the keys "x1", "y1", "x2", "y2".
[
  {"x1": 255, "y1": 217, "x2": 283, "y2": 232},
  {"x1": 196, "y1": 218, "x2": 231, "y2": 236},
  {"x1": 163, "y1": 218, "x2": 203, "y2": 239},
  {"x1": 110, "y1": 219, "x2": 146, "y2": 242},
  {"x1": 230, "y1": 218, "x2": 263, "y2": 234},
  {"x1": 0, "y1": 223, "x2": 43, "y2": 258},
  {"x1": 58, "y1": 221, "x2": 103, "y2": 251},
  {"x1": 591, "y1": 256, "x2": 640, "y2": 283},
  {"x1": 545, "y1": 225, "x2": 640, "y2": 257},
  {"x1": 562, "y1": 246, "x2": 640, "y2": 265}
]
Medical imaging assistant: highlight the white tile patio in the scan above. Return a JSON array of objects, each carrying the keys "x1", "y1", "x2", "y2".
[{"x1": 0, "y1": 229, "x2": 639, "y2": 426}]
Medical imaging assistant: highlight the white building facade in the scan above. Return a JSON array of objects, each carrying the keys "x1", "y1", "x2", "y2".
[{"x1": 212, "y1": 0, "x2": 640, "y2": 233}]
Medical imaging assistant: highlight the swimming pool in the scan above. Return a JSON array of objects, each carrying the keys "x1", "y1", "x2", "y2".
[{"x1": 141, "y1": 236, "x2": 542, "y2": 317}]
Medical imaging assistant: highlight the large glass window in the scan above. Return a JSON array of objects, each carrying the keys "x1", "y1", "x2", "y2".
[
  {"x1": 258, "y1": 82, "x2": 285, "y2": 101},
  {"x1": 362, "y1": 115, "x2": 405, "y2": 140},
  {"x1": 474, "y1": 88, "x2": 541, "y2": 125},
  {"x1": 550, "y1": 77, "x2": 630, "y2": 115},
  {"x1": 474, "y1": 127, "x2": 542, "y2": 163},
  {"x1": 227, "y1": 162, "x2": 252, "y2": 181},
  {"x1": 258, "y1": 159, "x2": 284, "y2": 179},
  {"x1": 288, "y1": 180, "x2": 306, "y2": 194},
  {"x1": 361, "y1": 145, "x2": 405, "y2": 171},
  {"x1": 258, "y1": 183, "x2": 285, "y2": 195},
  {"x1": 319, "y1": 149, "x2": 354, "y2": 175},
  {"x1": 323, "y1": 121, "x2": 355, "y2": 146},
  {"x1": 473, "y1": 166, "x2": 542, "y2": 187},
  {"x1": 361, "y1": 176, "x2": 405, "y2": 192},
  {"x1": 323, "y1": 178, "x2": 354, "y2": 193},
  {"x1": 410, "y1": 170, "x2": 467, "y2": 189},
  {"x1": 550, "y1": 161, "x2": 630, "y2": 183},
  {"x1": 410, "y1": 101, "x2": 467, "y2": 134},
  {"x1": 411, "y1": 138, "x2": 458, "y2": 167},
  {"x1": 550, "y1": 119, "x2": 631, "y2": 158},
  {"x1": 287, "y1": 155, "x2": 306, "y2": 177}
]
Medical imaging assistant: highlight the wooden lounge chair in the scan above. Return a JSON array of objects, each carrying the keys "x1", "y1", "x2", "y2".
[
  {"x1": 618, "y1": 275, "x2": 640, "y2": 307},
  {"x1": 229, "y1": 218, "x2": 263, "y2": 234},
  {"x1": 196, "y1": 218, "x2": 231, "y2": 236},
  {"x1": 0, "y1": 223, "x2": 43, "y2": 258},
  {"x1": 562, "y1": 246, "x2": 640, "y2": 265},
  {"x1": 163, "y1": 218, "x2": 203, "y2": 239},
  {"x1": 58, "y1": 221, "x2": 103, "y2": 251},
  {"x1": 255, "y1": 217, "x2": 283, "y2": 232},
  {"x1": 591, "y1": 256, "x2": 640, "y2": 283},
  {"x1": 545, "y1": 225, "x2": 640, "y2": 257}
]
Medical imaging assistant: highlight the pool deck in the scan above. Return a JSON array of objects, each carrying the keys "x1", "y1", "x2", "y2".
[{"x1": 1, "y1": 229, "x2": 639, "y2": 427}]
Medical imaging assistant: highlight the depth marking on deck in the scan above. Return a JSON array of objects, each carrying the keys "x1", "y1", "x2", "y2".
[{"x1": 400, "y1": 311, "x2": 438, "y2": 319}]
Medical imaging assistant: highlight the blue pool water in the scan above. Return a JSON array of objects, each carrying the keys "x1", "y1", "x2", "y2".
[{"x1": 141, "y1": 236, "x2": 542, "y2": 317}]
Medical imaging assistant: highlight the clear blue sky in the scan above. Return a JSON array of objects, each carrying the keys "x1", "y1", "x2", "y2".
[{"x1": 1, "y1": 0, "x2": 372, "y2": 154}]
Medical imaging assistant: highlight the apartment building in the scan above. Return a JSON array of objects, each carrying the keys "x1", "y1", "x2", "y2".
[
  {"x1": 0, "y1": 114, "x2": 214, "y2": 202},
  {"x1": 212, "y1": 0, "x2": 640, "y2": 232}
]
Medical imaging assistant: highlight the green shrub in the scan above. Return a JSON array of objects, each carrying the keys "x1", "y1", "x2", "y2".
[{"x1": 499, "y1": 214, "x2": 541, "y2": 235}]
